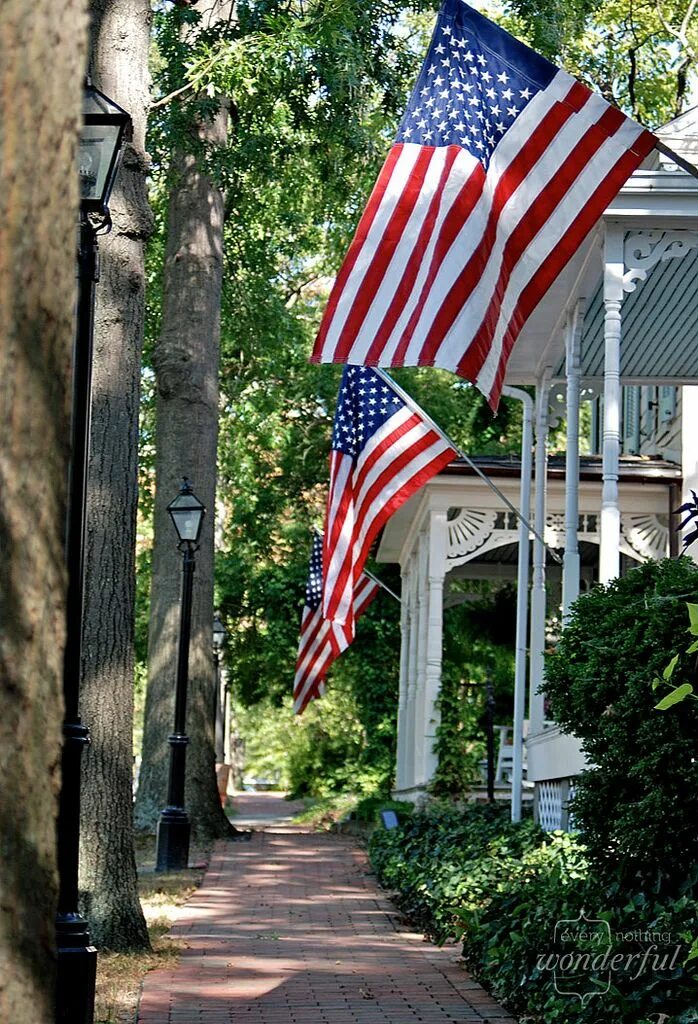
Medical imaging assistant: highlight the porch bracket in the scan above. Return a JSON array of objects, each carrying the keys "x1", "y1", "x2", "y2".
[{"x1": 623, "y1": 229, "x2": 698, "y2": 293}]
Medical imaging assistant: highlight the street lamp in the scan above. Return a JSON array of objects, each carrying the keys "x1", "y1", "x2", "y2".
[
  {"x1": 155, "y1": 479, "x2": 206, "y2": 872},
  {"x1": 212, "y1": 614, "x2": 228, "y2": 780},
  {"x1": 56, "y1": 81, "x2": 130, "y2": 1024}
]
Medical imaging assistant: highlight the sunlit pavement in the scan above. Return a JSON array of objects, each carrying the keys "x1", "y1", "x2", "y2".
[{"x1": 136, "y1": 793, "x2": 517, "y2": 1024}]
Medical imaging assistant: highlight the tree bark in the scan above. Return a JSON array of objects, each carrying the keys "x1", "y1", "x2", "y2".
[
  {"x1": 0, "y1": 3, "x2": 87, "y2": 1020},
  {"x1": 77, "y1": 0, "x2": 154, "y2": 950},
  {"x1": 135, "y1": 1, "x2": 235, "y2": 841}
]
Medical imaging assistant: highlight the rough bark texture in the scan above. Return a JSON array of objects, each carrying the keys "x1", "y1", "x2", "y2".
[
  {"x1": 78, "y1": 0, "x2": 153, "y2": 950},
  {"x1": 0, "y1": 4, "x2": 87, "y2": 1020},
  {"x1": 135, "y1": 2, "x2": 234, "y2": 840}
]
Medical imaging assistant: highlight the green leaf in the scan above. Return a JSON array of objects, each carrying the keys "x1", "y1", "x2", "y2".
[
  {"x1": 685, "y1": 937, "x2": 698, "y2": 963},
  {"x1": 686, "y1": 603, "x2": 698, "y2": 636},
  {"x1": 663, "y1": 654, "x2": 680, "y2": 680},
  {"x1": 651, "y1": 677, "x2": 662, "y2": 691},
  {"x1": 654, "y1": 683, "x2": 694, "y2": 710},
  {"x1": 687, "y1": 639, "x2": 698, "y2": 654}
]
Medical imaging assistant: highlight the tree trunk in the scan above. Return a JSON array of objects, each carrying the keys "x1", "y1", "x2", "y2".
[
  {"x1": 77, "y1": 0, "x2": 154, "y2": 950},
  {"x1": 0, "y1": 3, "x2": 87, "y2": 1020},
  {"x1": 135, "y1": 2, "x2": 235, "y2": 841}
]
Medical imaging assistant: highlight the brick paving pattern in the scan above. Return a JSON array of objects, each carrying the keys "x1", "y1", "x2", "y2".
[{"x1": 137, "y1": 794, "x2": 517, "y2": 1024}]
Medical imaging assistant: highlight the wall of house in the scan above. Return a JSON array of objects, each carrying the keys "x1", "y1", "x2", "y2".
[{"x1": 591, "y1": 384, "x2": 682, "y2": 461}]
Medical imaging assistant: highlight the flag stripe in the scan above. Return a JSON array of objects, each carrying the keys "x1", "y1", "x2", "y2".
[
  {"x1": 404, "y1": 80, "x2": 595, "y2": 367},
  {"x1": 468, "y1": 116, "x2": 653, "y2": 396}
]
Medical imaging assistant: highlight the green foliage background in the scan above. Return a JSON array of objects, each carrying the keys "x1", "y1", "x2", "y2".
[{"x1": 136, "y1": 0, "x2": 698, "y2": 794}]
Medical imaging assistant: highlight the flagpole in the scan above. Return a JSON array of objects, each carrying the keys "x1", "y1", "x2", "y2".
[
  {"x1": 654, "y1": 141, "x2": 698, "y2": 181},
  {"x1": 312, "y1": 525, "x2": 401, "y2": 603},
  {"x1": 373, "y1": 368, "x2": 562, "y2": 565},
  {"x1": 363, "y1": 568, "x2": 402, "y2": 604}
]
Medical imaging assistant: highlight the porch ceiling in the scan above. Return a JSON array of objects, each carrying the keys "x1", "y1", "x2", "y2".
[{"x1": 554, "y1": 245, "x2": 698, "y2": 382}]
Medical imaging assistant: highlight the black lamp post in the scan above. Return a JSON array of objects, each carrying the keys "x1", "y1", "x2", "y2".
[
  {"x1": 56, "y1": 81, "x2": 130, "y2": 1024},
  {"x1": 155, "y1": 479, "x2": 206, "y2": 873},
  {"x1": 212, "y1": 614, "x2": 227, "y2": 764}
]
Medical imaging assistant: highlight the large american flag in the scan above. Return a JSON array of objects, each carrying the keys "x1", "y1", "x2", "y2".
[
  {"x1": 294, "y1": 532, "x2": 379, "y2": 715},
  {"x1": 323, "y1": 366, "x2": 456, "y2": 627},
  {"x1": 311, "y1": 0, "x2": 655, "y2": 410}
]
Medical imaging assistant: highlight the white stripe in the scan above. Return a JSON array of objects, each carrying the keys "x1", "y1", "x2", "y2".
[
  {"x1": 353, "y1": 418, "x2": 436, "y2": 518},
  {"x1": 378, "y1": 147, "x2": 479, "y2": 364},
  {"x1": 353, "y1": 434, "x2": 453, "y2": 558},
  {"x1": 402, "y1": 71, "x2": 595, "y2": 364},
  {"x1": 347, "y1": 147, "x2": 451, "y2": 361},
  {"x1": 324, "y1": 406, "x2": 414, "y2": 624},
  {"x1": 429, "y1": 89, "x2": 612, "y2": 373},
  {"x1": 295, "y1": 613, "x2": 330, "y2": 686},
  {"x1": 323, "y1": 452, "x2": 354, "y2": 623},
  {"x1": 323, "y1": 145, "x2": 424, "y2": 348},
  {"x1": 474, "y1": 116, "x2": 648, "y2": 397}
]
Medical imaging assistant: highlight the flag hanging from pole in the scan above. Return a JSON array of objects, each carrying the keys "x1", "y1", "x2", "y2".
[
  {"x1": 310, "y1": 0, "x2": 655, "y2": 410},
  {"x1": 294, "y1": 533, "x2": 379, "y2": 715},
  {"x1": 322, "y1": 365, "x2": 456, "y2": 629}
]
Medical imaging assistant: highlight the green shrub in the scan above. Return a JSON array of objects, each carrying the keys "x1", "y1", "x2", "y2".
[
  {"x1": 369, "y1": 805, "x2": 698, "y2": 1023},
  {"x1": 370, "y1": 802, "x2": 542, "y2": 940},
  {"x1": 543, "y1": 557, "x2": 698, "y2": 891}
]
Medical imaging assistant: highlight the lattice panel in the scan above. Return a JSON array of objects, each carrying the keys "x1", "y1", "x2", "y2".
[{"x1": 537, "y1": 780, "x2": 563, "y2": 831}]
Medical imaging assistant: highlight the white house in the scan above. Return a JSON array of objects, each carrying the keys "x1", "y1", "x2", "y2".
[{"x1": 376, "y1": 108, "x2": 698, "y2": 827}]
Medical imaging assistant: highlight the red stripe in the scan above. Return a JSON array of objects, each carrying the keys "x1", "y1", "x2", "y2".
[
  {"x1": 311, "y1": 146, "x2": 404, "y2": 362},
  {"x1": 456, "y1": 104, "x2": 627, "y2": 383},
  {"x1": 362, "y1": 146, "x2": 463, "y2": 363},
  {"x1": 325, "y1": 414, "x2": 423, "y2": 617},
  {"x1": 353, "y1": 446, "x2": 455, "y2": 573},
  {"x1": 414, "y1": 82, "x2": 589, "y2": 366},
  {"x1": 389, "y1": 160, "x2": 485, "y2": 365},
  {"x1": 484, "y1": 132, "x2": 656, "y2": 411},
  {"x1": 335, "y1": 148, "x2": 436, "y2": 363},
  {"x1": 323, "y1": 451, "x2": 354, "y2": 621}
]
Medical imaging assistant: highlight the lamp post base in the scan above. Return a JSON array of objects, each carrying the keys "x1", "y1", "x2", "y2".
[
  {"x1": 155, "y1": 808, "x2": 191, "y2": 872},
  {"x1": 56, "y1": 920, "x2": 97, "y2": 1024}
]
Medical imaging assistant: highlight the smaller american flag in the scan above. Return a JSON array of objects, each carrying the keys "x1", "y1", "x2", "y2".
[
  {"x1": 323, "y1": 365, "x2": 456, "y2": 628},
  {"x1": 294, "y1": 533, "x2": 378, "y2": 715}
]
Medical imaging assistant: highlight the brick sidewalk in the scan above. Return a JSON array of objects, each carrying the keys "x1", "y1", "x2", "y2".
[{"x1": 137, "y1": 826, "x2": 517, "y2": 1024}]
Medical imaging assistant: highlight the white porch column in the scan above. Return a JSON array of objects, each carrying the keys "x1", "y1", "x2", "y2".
[
  {"x1": 682, "y1": 385, "x2": 698, "y2": 559},
  {"x1": 502, "y1": 387, "x2": 533, "y2": 823},
  {"x1": 529, "y1": 372, "x2": 551, "y2": 734},
  {"x1": 395, "y1": 565, "x2": 411, "y2": 791},
  {"x1": 563, "y1": 301, "x2": 584, "y2": 619},
  {"x1": 600, "y1": 225, "x2": 624, "y2": 584},
  {"x1": 422, "y1": 509, "x2": 447, "y2": 786},
  {"x1": 403, "y1": 553, "x2": 420, "y2": 793},
  {"x1": 411, "y1": 533, "x2": 430, "y2": 791}
]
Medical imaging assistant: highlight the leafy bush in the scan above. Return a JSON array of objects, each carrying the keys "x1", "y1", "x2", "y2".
[
  {"x1": 543, "y1": 557, "x2": 698, "y2": 890},
  {"x1": 370, "y1": 802, "x2": 542, "y2": 940},
  {"x1": 369, "y1": 805, "x2": 698, "y2": 1024}
]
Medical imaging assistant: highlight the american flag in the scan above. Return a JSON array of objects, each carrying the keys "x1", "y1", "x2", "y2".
[
  {"x1": 311, "y1": 0, "x2": 655, "y2": 410},
  {"x1": 294, "y1": 533, "x2": 379, "y2": 715},
  {"x1": 323, "y1": 365, "x2": 456, "y2": 628}
]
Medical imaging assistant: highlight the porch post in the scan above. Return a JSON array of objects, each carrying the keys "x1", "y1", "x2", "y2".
[
  {"x1": 600, "y1": 225, "x2": 624, "y2": 584},
  {"x1": 529, "y1": 371, "x2": 551, "y2": 734},
  {"x1": 412, "y1": 531, "x2": 430, "y2": 790},
  {"x1": 502, "y1": 386, "x2": 533, "y2": 823},
  {"x1": 404, "y1": 553, "x2": 420, "y2": 793},
  {"x1": 422, "y1": 509, "x2": 447, "y2": 786},
  {"x1": 563, "y1": 301, "x2": 584, "y2": 619},
  {"x1": 394, "y1": 565, "x2": 411, "y2": 792}
]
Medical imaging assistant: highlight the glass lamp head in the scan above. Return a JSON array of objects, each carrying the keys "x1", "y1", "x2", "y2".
[
  {"x1": 79, "y1": 81, "x2": 130, "y2": 214},
  {"x1": 167, "y1": 479, "x2": 205, "y2": 544}
]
